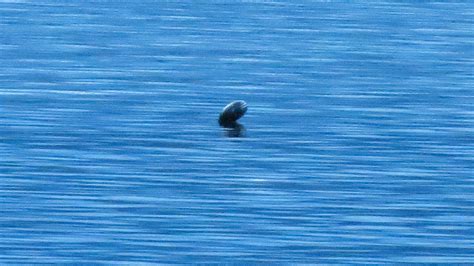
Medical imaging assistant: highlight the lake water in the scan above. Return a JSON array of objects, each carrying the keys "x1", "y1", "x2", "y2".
[{"x1": 1, "y1": 1, "x2": 473, "y2": 264}]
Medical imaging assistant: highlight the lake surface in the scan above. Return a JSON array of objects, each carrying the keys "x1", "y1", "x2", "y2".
[{"x1": 1, "y1": 1, "x2": 473, "y2": 264}]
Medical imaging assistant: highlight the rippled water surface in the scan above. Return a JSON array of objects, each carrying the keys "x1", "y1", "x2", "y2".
[{"x1": 1, "y1": 1, "x2": 473, "y2": 264}]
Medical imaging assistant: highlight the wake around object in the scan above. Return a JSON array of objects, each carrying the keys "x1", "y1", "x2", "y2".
[{"x1": 219, "y1": 100, "x2": 247, "y2": 126}]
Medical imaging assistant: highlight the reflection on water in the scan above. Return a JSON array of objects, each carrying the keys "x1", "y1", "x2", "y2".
[{"x1": 221, "y1": 121, "x2": 246, "y2": 138}]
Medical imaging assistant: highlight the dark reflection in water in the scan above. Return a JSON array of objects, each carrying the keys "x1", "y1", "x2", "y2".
[{"x1": 221, "y1": 121, "x2": 245, "y2": 138}]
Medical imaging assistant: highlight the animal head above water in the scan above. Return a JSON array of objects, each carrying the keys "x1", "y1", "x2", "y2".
[{"x1": 219, "y1": 100, "x2": 247, "y2": 126}]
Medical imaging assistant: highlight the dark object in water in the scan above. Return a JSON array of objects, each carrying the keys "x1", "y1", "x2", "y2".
[{"x1": 219, "y1": 100, "x2": 247, "y2": 126}]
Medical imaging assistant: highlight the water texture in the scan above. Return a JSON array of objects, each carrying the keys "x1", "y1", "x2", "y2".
[{"x1": 1, "y1": 1, "x2": 473, "y2": 264}]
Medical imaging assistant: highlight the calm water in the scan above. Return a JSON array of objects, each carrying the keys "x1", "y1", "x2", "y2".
[{"x1": 1, "y1": 1, "x2": 473, "y2": 264}]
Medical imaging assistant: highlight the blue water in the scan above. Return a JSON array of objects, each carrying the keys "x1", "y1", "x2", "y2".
[{"x1": 1, "y1": 1, "x2": 473, "y2": 264}]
